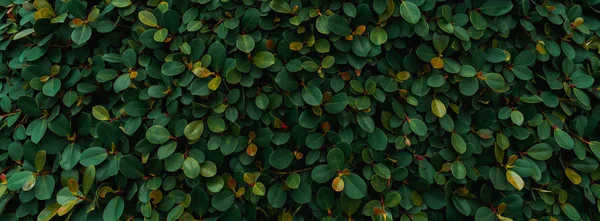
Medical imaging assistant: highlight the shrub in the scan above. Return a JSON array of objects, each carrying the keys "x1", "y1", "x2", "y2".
[{"x1": 1, "y1": 0, "x2": 600, "y2": 220}]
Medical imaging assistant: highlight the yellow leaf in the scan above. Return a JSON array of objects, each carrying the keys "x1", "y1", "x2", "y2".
[
  {"x1": 243, "y1": 172, "x2": 255, "y2": 185},
  {"x1": 456, "y1": 187, "x2": 469, "y2": 196},
  {"x1": 34, "y1": 8, "x2": 54, "y2": 21},
  {"x1": 227, "y1": 178, "x2": 237, "y2": 190},
  {"x1": 502, "y1": 50, "x2": 511, "y2": 61},
  {"x1": 97, "y1": 186, "x2": 115, "y2": 198},
  {"x1": 497, "y1": 203, "x2": 507, "y2": 214},
  {"x1": 192, "y1": 66, "x2": 212, "y2": 78},
  {"x1": 150, "y1": 189, "x2": 163, "y2": 204},
  {"x1": 431, "y1": 99, "x2": 446, "y2": 118},
  {"x1": 246, "y1": 143, "x2": 257, "y2": 156},
  {"x1": 23, "y1": 177, "x2": 36, "y2": 191},
  {"x1": 497, "y1": 214, "x2": 514, "y2": 221},
  {"x1": 506, "y1": 170, "x2": 524, "y2": 190},
  {"x1": 322, "y1": 122, "x2": 331, "y2": 133},
  {"x1": 411, "y1": 191, "x2": 422, "y2": 206},
  {"x1": 306, "y1": 36, "x2": 315, "y2": 47},
  {"x1": 129, "y1": 71, "x2": 138, "y2": 79},
  {"x1": 235, "y1": 187, "x2": 246, "y2": 197},
  {"x1": 573, "y1": 17, "x2": 584, "y2": 27},
  {"x1": 290, "y1": 42, "x2": 304, "y2": 51},
  {"x1": 506, "y1": 155, "x2": 518, "y2": 166},
  {"x1": 208, "y1": 76, "x2": 222, "y2": 90},
  {"x1": 565, "y1": 168, "x2": 581, "y2": 185},
  {"x1": 68, "y1": 179, "x2": 79, "y2": 195},
  {"x1": 536, "y1": 42, "x2": 546, "y2": 54},
  {"x1": 355, "y1": 25, "x2": 366, "y2": 35},
  {"x1": 88, "y1": 8, "x2": 100, "y2": 22},
  {"x1": 396, "y1": 71, "x2": 411, "y2": 81},
  {"x1": 430, "y1": 57, "x2": 444, "y2": 69},
  {"x1": 38, "y1": 203, "x2": 60, "y2": 221},
  {"x1": 281, "y1": 212, "x2": 293, "y2": 221},
  {"x1": 273, "y1": 117, "x2": 283, "y2": 129},
  {"x1": 34, "y1": 0, "x2": 53, "y2": 11},
  {"x1": 297, "y1": 26, "x2": 305, "y2": 34},
  {"x1": 332, "y1": 176, "x2": 344, "y2": 192},
  {"x1": 495, "y1": 144, "x2": 505, "y2": 164},
  {"x1": 57, "y1": 200, "x2": 77, "y2": 216}
]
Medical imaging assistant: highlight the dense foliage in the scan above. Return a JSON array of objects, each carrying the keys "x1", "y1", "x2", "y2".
[{"x1": 2, "y1": 0, "x2": 600, "y2": 220}]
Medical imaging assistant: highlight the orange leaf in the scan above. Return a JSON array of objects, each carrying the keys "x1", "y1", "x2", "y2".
[{"x1": 332, "y1": 176, "x2": 344, "y2": 192}]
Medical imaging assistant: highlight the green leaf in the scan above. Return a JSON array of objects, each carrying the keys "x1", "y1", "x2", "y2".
[
  {"x1": 452, "y1": 195, "x2": 471, "y2": 215},
  {"x1": 27, "y1": 118, "x2": 47, "y2": 144},
  {"x1": 286, "y1": 173, "x2": 301, "y2": 189},
  {"x1": 590, "y1": 141, "x2": 600, "y2": 159},
  {"x1": 35, "y1": 175, "x2": 55, "y2": 200},
  {"x1": 146, "y1": 125, "x2": 170, "y2": 144},
  {"x1": 357, "y1": 113, "x2": 375, "y2": 133},
  {"x1": 268, "y1": 183, "x2": 287, "y2": 208},
  {"x1": 370, "y1": 27, "x2": 387, "y2": 45},
  {"x1": 409, "y1": 118, "x2": 427, "y2": 136},
  {"x1": 161, "y1": 61, "x2": 186, "y2": 76},
  {"x1": 38, "y1": 203, "x2": 60, "y2": 221},
  {"x1": 138, "y1": 11, "x2": 158, "y2": 27},
  {"x1": 60, "y1": 143, "x2": 81, "y2": 170},
  {"x1": 167, "y1": 205, "x2": 184, "y2": 221},
  {"x1": 510, "y1": 110, "x2": 524, "y2": 126},
  {"x1": 311, "y1": 165, "x2": 336, "y2": 183},
  {"x1": 253, "y1": 51, "x2": 275, "y2": 68},
  {"x1": 92, "y1": 105, "x2": 110, "y2": 121},
  {"x1": 104, "y1": 197, "x2": 125, "y2": 221},
  {"x1": 71, "y1": 25, "x2": 92, "y2": 45},
  {"x1": 554, "y1": 128, "x2": 574, "y2": 149},
  {"x1": 212, "y1": 190, "x2": 235, "y2": 211},
  {"x1": 7, "y1": 171, "x2": 34, "y2": 191},
  {"x1": 451, "y1": 161, "x2": 466, "y2": 179},
  {"x1": 83, "y1": 166, "x2": 95, "y2": 195},
  {"x1": 207, "y1": 116, "x2": 226, "y2": 133},
  {"x1": 302, "y1": 85, "x2": 323, "y2": 106},
  {"x1": 527, "y1": 143, "x2": 552, "y2": 160},
  {"x1": 14, "y1": 28, "x2": 35, "y2": 40},
  {"x1": 431, "y1": 99, "x2": 446, "y2": 118},
  {"x1": 484, "y1": 73, "x2": 506, "y2": 92},
  {"x1": 184, "y1": 120, "x2": 204, "y2": 140},
  {"x1": 111, "y1": 0, "x2": 131, "y2": 7},
  {"x1": 327, "y1": 148, "x2": 345, "y2": 170},
  {"x1": 475, "y1": 207, "x2": 495, "y2": 221},
  {"x1": 236, "y1": 34, "x2": 255, "y2": 53},
  {"x1": 400, "y1": 1, "x2": 420, "y2": 24},
  {"x1": 327, "y1": 14, "x2": 352, "y2": 36},
  {"x1": 373, "y1": 163, "x2": 391, "y2": 179},
  {"x1": 562, "y1": 203, "x2": 581, "y2": 221},
  {"x1": 119, "y1": 155, "x2": 144, "y2": 179},
  {"x1": 341, "y1": 173, "x2": 367, "y2": 199},
  {"x1": 253, "y1": 182, "x2": 267, "y2": 195},
  {"x1": 183, "y1": 157, "x2": 201, "y2": 179},
  {"x1": 270, "y1": 148, "x2": 294, "y2": 170},
  {"x1": 43, "y1": 78, "x2": 61, "y2": 97},
  {"x1": 480, "y1": 0, "x2": 514, "y2": 16},
  {"x1": 18, "y1": 96, "x2": 42, "y2": 117},
  {"x1": 270, "y1": 0, "x2": 292, "y2": 13},
  {"x1": 154, "y1": 28, "x2": 168, "y2": 42},
  {"x1": 367, "y1": 128, "x2": 387, "y2": 151},
  {"x1": 80, "y1": 147, "x2": 108, "y2": 166},
  {"x1": 451, "y1": 133, "x2": 466, "y2": 154},
  {"x1": 324, "y1": 93, "x2": 349, "y2": 114}
]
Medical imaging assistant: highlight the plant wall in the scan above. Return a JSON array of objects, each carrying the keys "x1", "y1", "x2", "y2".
[{"x1": 1, "y1": 0, "x2": 600, "y2": 220}]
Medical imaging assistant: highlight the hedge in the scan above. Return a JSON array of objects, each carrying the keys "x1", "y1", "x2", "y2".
[{"x1": 1, "y1": 0, "x2": 600, "y2": 220}]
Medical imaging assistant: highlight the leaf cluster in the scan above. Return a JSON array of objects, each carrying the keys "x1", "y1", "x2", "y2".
[{"x1": 1, "y1": 0, "x2": 600, "y2": 221}]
